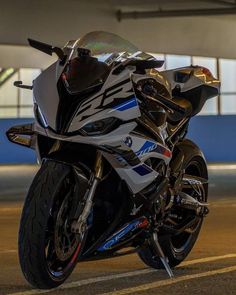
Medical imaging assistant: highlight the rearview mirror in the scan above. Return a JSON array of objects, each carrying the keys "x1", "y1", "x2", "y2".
[{"x1": 28, "y1": 38, "x2": 65, "y2": 61}]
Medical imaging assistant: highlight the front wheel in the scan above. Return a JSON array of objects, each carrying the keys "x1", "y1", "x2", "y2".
[
  {"x1": 18, "y1": 161, "x2": 88, "y2": 289},
  {"x1": 138, "y1": 153, "x2": 208, "y2": 269}
]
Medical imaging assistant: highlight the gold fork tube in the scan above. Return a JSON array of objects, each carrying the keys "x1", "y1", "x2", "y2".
[{"x1": 94, "y1": 151, "x2": 103, "y2": 180}]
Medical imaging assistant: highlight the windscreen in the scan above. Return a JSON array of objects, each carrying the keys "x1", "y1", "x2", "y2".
[
  {"x1": 62, "y1": 32, "x2": 140, "y2": 94},
  {"x1": 76, "y1": 31, "x2": 139, "y2": 57},
  {"x1": 62, "y1": 31, "x2": 158, "y2": 94},
  {"x1": 75, "y1": 31, "x2": 159, "y2": 65}
]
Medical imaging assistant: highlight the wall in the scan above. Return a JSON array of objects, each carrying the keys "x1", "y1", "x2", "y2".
[
  {"x1": 0, "y1": 119, "x2": 35, "y2": 164},
  {"x1": 188, "y1": 115, "x2": 236, "y2": 162},
  {"x1": 116, "y1": 15, "x2": 236, "y2": 59},
  {"x1": 0, "y1": 0, "x2": 115, "y2": 68},
  {"x1": 0, "y1": 45, "x2": 56, "y2": 69},
  {"x1": 0, "y1": 116, "x2": 235, "y2": 164},
  {"x1": 0, "y1": 0, "x2": 116, "y2": 46}
]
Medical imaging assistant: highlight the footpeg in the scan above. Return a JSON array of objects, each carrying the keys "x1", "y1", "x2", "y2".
[
  {"x1": 175, "y1": 192, "x2": 209, "y2": 214},
  {"x1": 151, "y1": 232, "x2": 174, "y2": 278}
]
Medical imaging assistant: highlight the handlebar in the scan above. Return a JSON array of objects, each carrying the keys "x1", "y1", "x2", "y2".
[
  {"x1": 157, "y1": 95, "x2": 186, "y2": 115},
  {"x1": 14, "y1": 81, "x2": 33, "y2": 90},
  {"x1": 142, "y1": 92, "x2": 186, "y2": 115}
]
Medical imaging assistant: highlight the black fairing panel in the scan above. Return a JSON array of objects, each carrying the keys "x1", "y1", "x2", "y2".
[
  {"x1": 178, "y1": 85, "x2": 218, "y2": 116},
  {"x1": 55, "y1": 79, "x2": 103, "y2": 134},
  {"x1": 36, "y1": 134, "x2": 97, "y2": 171},
  {"x1": 62, "y1": 56, "x2": 110, "y2": 94},
  {"x1": 55, "y1": 56, "x2": 111, "y2": 134}
]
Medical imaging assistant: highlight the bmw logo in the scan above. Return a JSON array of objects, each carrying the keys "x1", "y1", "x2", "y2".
[{"x1": 124, "y1": 136, "x2": 132, "y2": 147}]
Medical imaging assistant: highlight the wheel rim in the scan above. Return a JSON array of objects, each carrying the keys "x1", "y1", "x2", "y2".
[
  {"x1": 54, "y1": 195, "x2": 80, "y2": 261},
  {"x1": 170, "y1": 160, "x2": 207, "y2": 253},
  {"x1": 44, "y1": 176, "x2": 83, "y2": 278}
]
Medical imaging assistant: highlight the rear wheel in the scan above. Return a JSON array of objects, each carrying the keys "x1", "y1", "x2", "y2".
[
  {"x1": 19, "y1": 161, "x2": 88, "y2": 289},
  {"x1": 138, "y1": 154, "x2": 208, "y2": 269}
]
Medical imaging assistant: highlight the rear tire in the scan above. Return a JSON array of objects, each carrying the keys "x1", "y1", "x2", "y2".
[
  {"x1": 19, "y1": 160, "x2": 88, "y2": 289},
  {"x1": 138, "y1": 154, "x2": 208, "y2": 269}
]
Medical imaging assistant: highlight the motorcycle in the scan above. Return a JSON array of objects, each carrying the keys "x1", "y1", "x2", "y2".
[{"x1": 7, "y1": 31, "x2": 220, "y2": 289}]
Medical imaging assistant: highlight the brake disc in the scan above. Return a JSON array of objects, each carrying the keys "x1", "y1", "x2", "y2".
[{"x1": 54, "y1": 196, "x2": 80, "y2": 261}]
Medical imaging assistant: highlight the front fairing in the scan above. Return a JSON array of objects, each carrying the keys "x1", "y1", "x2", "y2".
[
  {"x1": 67, "y1": 66, "x2": 140, "y2": 133},
  {"x1": 32, "y1": 31, "x2": 162, "y2": 134},
  {"x1": 33, "y1": 39, "x2": 80, "y2": 131},
  {"x1": 33, "y1": 61, "x2": 62, "y2": 131},
  {"x1": 33, "y1": 61, "x2": 140, "y2": 134}
]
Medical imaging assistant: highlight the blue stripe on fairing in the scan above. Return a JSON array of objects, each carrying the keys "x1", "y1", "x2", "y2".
[
  {"x1": 97, "y1": 219, "x2": 140, "y2": 251},
  {"x1": 133, "y1": 164, "x2": 153, "y2": 176},
  {"x1": 136, "y1": 141, "x2": 157, "y2": 155},
  {"x1": 113, "y1": 97, "x2": 138, "y2": 111}
]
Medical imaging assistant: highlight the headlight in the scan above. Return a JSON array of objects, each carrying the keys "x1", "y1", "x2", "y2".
[{"x1": 80, "y1": 117, "x2": 120, "y2": 136}]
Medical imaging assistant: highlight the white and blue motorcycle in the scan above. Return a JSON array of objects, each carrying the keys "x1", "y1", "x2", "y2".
[{"x1": 7, "y1": 31, "x2": 220, "y2": 289}]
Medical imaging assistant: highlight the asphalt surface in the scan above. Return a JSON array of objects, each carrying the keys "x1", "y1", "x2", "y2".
[{"x1": 0, "y1": 164, "x2": 236, "y2": 295}]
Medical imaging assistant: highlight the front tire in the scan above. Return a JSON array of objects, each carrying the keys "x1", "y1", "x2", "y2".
[
  {"x1": 19, "y1": 160, "x2": 88, "y2": 289},
  {"x1": 138, "y1": 153, "x2": 208, "y2": 269}
]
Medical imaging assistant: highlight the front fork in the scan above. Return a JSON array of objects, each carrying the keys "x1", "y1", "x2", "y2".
[{"x1": 71, "y1": 151, "x2": 103, "y2": 234}]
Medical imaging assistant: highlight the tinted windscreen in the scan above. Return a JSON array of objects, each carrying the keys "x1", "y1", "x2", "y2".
[
  {"x1": 62, "y1": 31, "x2": 159, "y2": 94},
  {"x1": 77, "y1": 31, "x2": 139, "y2": 57},
  {"x1": 62, "y1": 55, "x2": 110, "y2": 94}
]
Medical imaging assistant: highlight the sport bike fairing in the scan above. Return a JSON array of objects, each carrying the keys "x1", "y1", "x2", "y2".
[
  {"x1": 32, "y1": 31, "x2": 172, "y2": 194},
  {"x1": 32, "y1": 32, "x2": 160, "y2": 131}
]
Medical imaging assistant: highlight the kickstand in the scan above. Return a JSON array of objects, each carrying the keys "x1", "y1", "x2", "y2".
[{"x1": 151, "y1": 231, "x2": 174, "y2": 278}]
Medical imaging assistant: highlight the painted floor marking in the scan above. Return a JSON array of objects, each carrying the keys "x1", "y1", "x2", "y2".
[
  {"x1": 208, "y1": 164, "x2": 236, "y2": 170},
  {"x1": 100, "y1": 265, "x2": 236, "y2": 295},
  {"x1": 0, "y1": 250, "x2": 17, "y2": 254},
  {"x1": 0, "y1": 207, "x2": 21, "y2": 212},
  {"x1": 6, "y1": 253, "x2": 236, "y2": 295}
]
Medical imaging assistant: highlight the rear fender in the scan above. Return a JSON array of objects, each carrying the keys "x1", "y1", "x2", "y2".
[{"x1": 170, "y1": 139, "x2": 208, "y2": 179}]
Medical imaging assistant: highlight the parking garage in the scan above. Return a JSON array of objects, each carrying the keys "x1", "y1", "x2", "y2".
[{"x1": 0, "y1": 1, "x2": 236, "y2": 294}]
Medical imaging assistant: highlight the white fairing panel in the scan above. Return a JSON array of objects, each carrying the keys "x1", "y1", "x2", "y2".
[
  {"x1": 35, "y1": 119, "x2": 172, "y2": 193},
  {"x1": 33, "y1": 62, "x2": 61, "y2": 130},
  {"x1": 68, "y1": 67, "x2": 141, "y2": 132},
  {"x1": 102, "y1": 134, "x2": 172, "y2": 193}
]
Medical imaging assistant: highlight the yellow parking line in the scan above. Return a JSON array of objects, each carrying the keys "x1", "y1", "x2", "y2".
[
  {"x1": 6, "y1": 253, "x2": 236, "y2": 295},
  {"x1": 100, "y1": 265, "x2": 236, "y2": 295}
]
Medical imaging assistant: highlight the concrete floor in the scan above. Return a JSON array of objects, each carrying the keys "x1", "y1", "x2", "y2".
[{"x1": 0, "y1": 165, "x2": 236, "y2": 295}]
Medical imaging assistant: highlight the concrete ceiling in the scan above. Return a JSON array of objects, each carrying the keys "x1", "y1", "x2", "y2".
[
  {"x1": 112, "y1": 0, "x2": 236, "y2": 11},
  {"x1": 110, "y1": 0, "x2": 236, "y2": 20}
]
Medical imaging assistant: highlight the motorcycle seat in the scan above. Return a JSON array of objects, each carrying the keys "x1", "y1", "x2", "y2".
[{"x1": 167, "y1": 97, "x2": 192, "y2": 123}]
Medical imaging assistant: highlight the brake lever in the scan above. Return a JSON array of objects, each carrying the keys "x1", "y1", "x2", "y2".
[{"x1": 14, "y1": 81, "x2": 33, "y2": 90}]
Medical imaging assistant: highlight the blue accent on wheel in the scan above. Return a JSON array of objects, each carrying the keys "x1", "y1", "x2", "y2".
[
  {"x1": 133, "y1": 164, "x2": 153, "y2": 176},
  {"x1": 113, "y1": 97, "x2": 137, "y2": 111}
]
